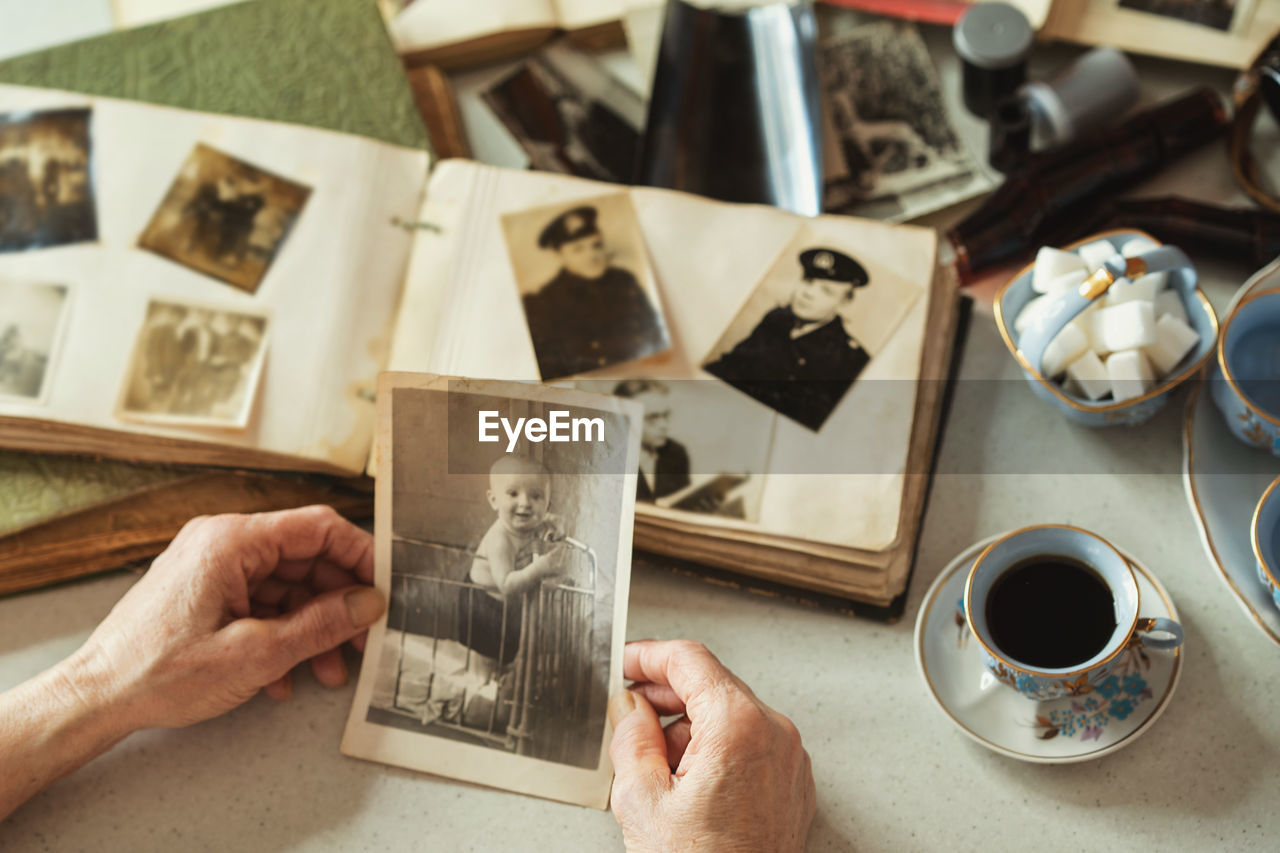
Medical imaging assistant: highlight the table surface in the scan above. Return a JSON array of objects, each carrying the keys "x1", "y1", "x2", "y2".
[{"x1": 2, "y1": 26, "x2": 1279, "y2": 853}]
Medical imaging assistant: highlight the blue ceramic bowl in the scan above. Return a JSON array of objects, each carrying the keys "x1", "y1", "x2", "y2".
[
  {"x1": 1253, "y1": 476, "x2": 1280, "y2": 614},
  {"x1": 994, "y1": 229, "x2": 1219, "y2": 426},
  {"x1": 1212, "y1": 288, "x2": 1280, "y2": 454}
]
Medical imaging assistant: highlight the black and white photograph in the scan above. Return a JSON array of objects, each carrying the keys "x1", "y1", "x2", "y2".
[
  {"x1": 819, "y1": 21, "x2": 991, "y2": 221},
  {"x1": 701, "y1": 223, "x2": 920, "y2": 431},
  {"x1": 1118, "y1": 0, "x2": 1238, "y2": 30},
  {"x1": 482, "y1": 40, "x2": 645, "y2": 185},
  {"x1": 138, "y1": 143, "x2": 310, "y2": 293},
  {"x1": 502, "y1": 192, "x2": 671, "y2": 381},
  {"x1": 0, "y1": 281, "x2": 69, "y2": 402},
  {"x1": 584, "y1": 378, "x2": 772, "y2": 523},
  {"x1": 342, "y1": 374, "x2": 640, "y2": 808},
  {"x1": 117, "y1": 299, "x2": 268, "y2": 427},
  {"x1": 0, "y1": 108, "x2": 97, "y2": 253}
]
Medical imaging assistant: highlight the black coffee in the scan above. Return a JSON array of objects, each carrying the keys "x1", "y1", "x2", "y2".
[{"x1": 985, "y1": 557, "x2": 1117, "y2": 669}]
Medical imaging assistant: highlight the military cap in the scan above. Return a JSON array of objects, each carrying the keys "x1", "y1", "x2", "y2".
[
  {"x1": 538, "y1": 206, "x2": 601, "y2": 250},
  {"x1": 799, "y1": 248, "x2": 869, "y2": 287}
]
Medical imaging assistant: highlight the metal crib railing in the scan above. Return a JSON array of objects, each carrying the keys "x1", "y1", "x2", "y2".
[{"x1": 387, "y1": 537, "x2": 598, "y2": 759}]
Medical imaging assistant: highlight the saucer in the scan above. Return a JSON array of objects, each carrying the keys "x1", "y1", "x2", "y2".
[
  {"x1": 914, "y1": 533, "x2": 1183, "y2": 763},
  {"x1": 1183, "y1": 379, "x2": 1280, "y2": 645}
]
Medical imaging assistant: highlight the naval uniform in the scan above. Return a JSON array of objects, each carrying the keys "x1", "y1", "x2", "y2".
[
  {"x1": 523, "y1": 266, "x2": 666, "y2": 380},
  {"x1": 705, "y1": 306, "x2": 869, "y2": 431}
]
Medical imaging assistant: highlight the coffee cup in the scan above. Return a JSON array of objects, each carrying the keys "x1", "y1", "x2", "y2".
[
  {"x1": 963, "y1": 524, "x2": 1183, "y2": 701},
  {"x1": 1212, "y1": 287, "x2": 1280, "y2": 454},
  {"x1": 1253, "y1": 476, "x2": 1280, "y2": 613}
]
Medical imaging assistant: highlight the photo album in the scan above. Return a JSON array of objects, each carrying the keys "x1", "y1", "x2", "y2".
[
  {"x1": 340, "y1": 373, "x2": 640, "y2": 808},
  {"x1": 0, "y1": 74, "x2": 957, "y2": 611}
]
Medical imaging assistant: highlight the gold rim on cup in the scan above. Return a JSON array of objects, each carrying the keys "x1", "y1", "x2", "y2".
[
  {"x1": 1216, "y1": 286, "x2": 1280, "y2": 428},
  {"x1": 1252, "y1": 475, "x2": 1280, "y2": 590},
  {"x1": 962, "y1": 523, "x2": 1141, "y2": 679},
  {"x1": 993, "y1": 228, "x2": 1220, "y2": 414}
]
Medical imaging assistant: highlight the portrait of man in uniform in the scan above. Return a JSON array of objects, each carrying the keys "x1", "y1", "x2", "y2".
[
  {"x1": 503, "y1": 194, "x2": 671, "y2": 381},
  {"x1": 703, "y1": 246, "x2": 873, "y2": 431}
]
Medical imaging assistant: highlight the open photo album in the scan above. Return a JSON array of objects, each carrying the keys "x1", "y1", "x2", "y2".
[{"x1": 0, "y1": 81, "x2": 960, "y2": 607}]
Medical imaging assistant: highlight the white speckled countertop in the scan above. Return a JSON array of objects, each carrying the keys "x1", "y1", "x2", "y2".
[{"x1": 2, "y1": 26, "x2": 1278, "y2": 853}]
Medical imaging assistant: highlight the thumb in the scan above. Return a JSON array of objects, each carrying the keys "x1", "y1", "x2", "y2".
[
  {"x1": 230, "y1": 586, "x2": 386, "y2": 683},
  {"x1": 608, "y1": 690, "x2": 673, "y2": 802}
]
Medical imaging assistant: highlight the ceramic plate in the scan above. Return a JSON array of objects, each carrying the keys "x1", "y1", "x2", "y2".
[
  {"x1": 1181, "y1": 258, "x2": 1280, "y2": 647},
  {"x1": 1182, "y1": 380, "x2": 1280, "y2": 646},
  {"x1": 914, "y1": 533, "x2": 1182, "y2": 763}
]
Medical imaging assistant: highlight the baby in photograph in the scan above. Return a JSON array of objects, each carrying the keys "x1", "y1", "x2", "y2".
[{"x1": 467, "y1": 455, "x2": 569, "y2": 664}]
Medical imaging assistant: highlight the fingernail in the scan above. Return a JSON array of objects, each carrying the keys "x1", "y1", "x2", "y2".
[
  {"x1": 345, "y1": 587, "x2": 386, "y2": 628},
  {"x1": 608, "y1": 689, "x2": 638, "y2": 727}
]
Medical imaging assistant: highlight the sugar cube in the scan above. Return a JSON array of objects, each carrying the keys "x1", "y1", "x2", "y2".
[
  {"x1": 1014, "y1": 293, "x2": 1051, "y2": 336},
  {"x1": 1106, "y1": 349, "x2": 1155, "y2": 402},
  {"x1": 1043, "y1": 269, "x2": 1088, "y2": 296},
  {"x1": 1041, "y1": 321, "x2": 1090, "y2": 378},
  {"x1": 1065, "y1": 350, "x2": 1111, "y2": 401},
  {"x1": 1104, "y1": 273, "x2": 1164, "y2": 306},
  {"x1": 1155, "y1": 289, "x2": 1188, "y2": 325},
  {"x1": 1143, "y1": 314, "x2": 1201, "y2": 376},
  {"x1": 1077, "y1": 239, "x2": 1118, "y2": 272},
  {"x1": 1096, "y1": 301, "x2": 1157, "y2": 352},
  {"x1": 1121, "y1": 237, "x2": 1158, "y2": 257},
  {"x1": 1074, "y1": 309, "x2": 1109, "y2": 356},
  {"x1": 1033, "y1": 247, "x2": 1086, "y2": 294}
]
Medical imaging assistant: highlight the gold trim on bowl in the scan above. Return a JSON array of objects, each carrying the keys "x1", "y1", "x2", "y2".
[
  {"x1": 962, "y1": 523, "x2": 1141, "y2": 679},
  {"x1": 1217, "y1": 286, "x2": 1280, "y2": 428},
  {"x1": 1252, "y1": 474, "x2": 1280, "y2": 591},
  {"x1": 993, "y1": 229, "x2": 1220, "y2": 414},
  {"x1": 1183, "y1": 380, "x2": 1280, "y2": 646},
  {"x1": 917, "y1": 541, "x2": 1182, "y2": 763}
]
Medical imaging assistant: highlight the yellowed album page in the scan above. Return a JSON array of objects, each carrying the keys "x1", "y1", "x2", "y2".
[
  {"x1": 384, "y1": 160, "x2": 935, "y2": 551},
  {"x1": 0, "y1": 84, "x2": 428, "y2": 473},
  {"x1": 385, "y1": 0, "x2": 558, "y2": 55}
]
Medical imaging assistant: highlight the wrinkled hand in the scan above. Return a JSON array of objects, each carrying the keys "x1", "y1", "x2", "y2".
[
  {"x1": 608, "y1": 640, "x2": 816, "y2": 853},
  {"x1": 73, "y1": 504, "x2": 385, "y2": 730}
]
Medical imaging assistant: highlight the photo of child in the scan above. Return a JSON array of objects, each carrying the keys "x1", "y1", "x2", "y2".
[{"x1": 345, "y1": 374, "x2": 641, "y2": 807}]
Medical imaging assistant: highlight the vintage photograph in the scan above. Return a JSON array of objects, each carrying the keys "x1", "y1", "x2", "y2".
[
  {"x1": 117, "y1": 299, "x2": 268, "y2": 427},
  {"x1": 579, "y1": 378, "x2": 772, "y2": 523},
  {"x1": 0, "y1": 108, "x2": 97, "y2": 253},
  {"x1": 1118, "y1": 0, "x2": 1237, "y2": 30},
  {"x1": 483, "y1": 40, "x2": 644, "y2": 185},
  {"x1": 819, "y1": 21, "x2": 993, "y2": 221},
  {"x1": 343, "y1": 375, "x2": 639, "y2": 808},
  {"x1": 501, "y1": 192, "x2": 671, "y2": 381},
  {"x1": 0, "y1": 281, "x2": 69, "y2": 402},
  {"x1": 138, "y1": 143, "x2": 310, "y2": 293},
  {"x1": 702, "y1": 223, "x2": 920, "y2": 431}
]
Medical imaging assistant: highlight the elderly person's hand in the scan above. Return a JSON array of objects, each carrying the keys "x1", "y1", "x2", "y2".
[
  {"x1": 608, "y1": 640, "x2": 816, "y2": 853},
  {"x1": 0, "y1": 505, "x2": 384, "y2": 819}
]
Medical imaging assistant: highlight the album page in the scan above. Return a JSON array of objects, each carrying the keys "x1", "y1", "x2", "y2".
[
  {"x1": 384, "y1": 0, "x2": 559, "y2": 57},
  {"x1": 384, "y1": 160, "x2": 936, "y2": 552},
  {"x1": 0, "y1": 84, "x2": 428, "y2": 473},
  {"x1": 342, "y1": 372, "x2": 639, "y2": 809}
]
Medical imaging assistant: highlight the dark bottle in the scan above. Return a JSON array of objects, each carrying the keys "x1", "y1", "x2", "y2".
[
  {"x1": 948, "y1": 87, "x2": 1231, "y2": 282},
  {"x1": 1070, "y1": 197, "x2": 1280, "y2": 268}
]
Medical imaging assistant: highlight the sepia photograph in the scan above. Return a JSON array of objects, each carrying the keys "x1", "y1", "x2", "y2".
[
  {"x1": 502, "y1": 192, "x2": 671, "y2": 381},
  {"x1": 117, "y1": 299, "x2": 268, "y2": 428},
  {"x1": 580, "y1": 378, "x2": 772, "y2": 523},
  {"x1": 1117, "y1": 0, "x2": 1237, "y2": 30},
  {"x1": 342, "y1": 374, "x2": 640, "y2": 808},
  {"x1": 138, "y1": 143, "x2": 310, "y2": 293},
  {"x1": 0, "y1": 108, "x2": 97, "y2": 253},
  {"x1": 482, "y1": 40, "x2": 644, "y2": 185},
  {"x1": 0, "y1": 281, "x2": 70, "y2": 402},
  {"x1": 702, "y1": 223, "x2": 920, "y2": 431},
  {"x1": 819, "y1": 21, "x2": 992, "y2": 221}
]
